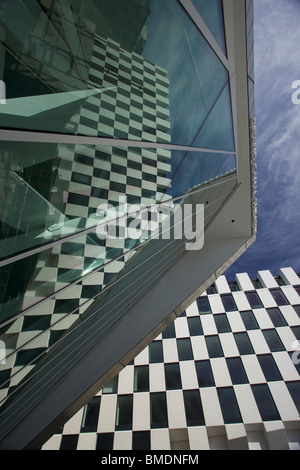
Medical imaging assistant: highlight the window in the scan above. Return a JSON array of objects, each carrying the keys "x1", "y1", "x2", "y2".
[
  {"x1": 183, "y1": 390, "x2": 205, "y2": 426},
  {"x1": 59, "y1": 435, "x2": 78, "y2": 450},
  {"x1": 177, "y1": 338, "x2": 193, "y2": 360},
  {"x1": 275, "y1": 276, "x2": 286, "y2": 286},
  {"x1": 206, "y1": 284, "x2": 217, "y2": 294},
  {"x1": 134, "y1": 366, "x2": 149, "y2": 392},
  {"x1": 217, "y1": 387, "x2": 243, "y2": 424},
  {"x1": 293, "y1": 305, "x2": 300, "y2": 318},
  {"x1": 214, "y1": 313, "x2": 231, "y2": 333},
  {"x1": 102, "y1": 376, "x2": 118, "y2": 394},
  {"x1": 81, "y1": 397, "x2": 101, "y2": 433},
  {"x1": 286, "y1": 381, "x2": 300, "y2": 413},
  {"x1": 292, "y1": 326, "x2": 300, "y2": 340},
  {"x1": 228, "y1": 281, "x2": 240, "y2": 292},
  {"x1": 252, "y1": 384, "x2": 281, "y2": 421},
  {"x1": 205, "y1": 335, "x2": 224, "y2": 358},
  {"x1": 196, "y1": 297, "x2": 211, "y2": 314},
  {"x1": 234, "y1": 332, "x2": 255, "y2": 355},
  {"x1": 195, "y1": 360, "x2": 215, "y2": 387},
  {"x1": 71, "y1": 172, "x2": 92, "y2": 185},
  {"x1": 245, "y1": 291, "x2": 263, "y2": 309},
  {"x1": 221, "y1": 294, "x2": 237, "y2": 312},
  {"x1": 165, "y1": 363, "x2": 182, "y2": 390},
  {"x1": 240, "y1": 310, "x2": 259, "y2": 330},
  {"x1": 270, "y1": 288, "x2": 289, "y2": 306},
  {"x1": 115, "y1": 395, "x2": 133, "y2": 430},
  {"x1": 150, "y1": 392, "x2": 168, "y2": 428},
  {"x1": 257, "y1": 355, "x2": 282, "y2": 381},
  {"x1": 132, "y1": 431, "x2": 151, "y2": 450},
  {"x1": 162, "y1": 321, "x2": 176, "y2": 339},
  {"x1": 266, "y1": 308, "x2": 287, "y2": 327},
  {"x1": 262, "y1": 329, "x2": 285, "y2": 352},
  {"x1": 252, "y1": 279, "x2": 263, "y2": 289},
  {"x1": 96, "y1": 433, "x2": 114, "y2": 450},
  {"x1": 226, "y1": 357, "x2": 248, "y2": 384},
  {"x1": 294, "y1": 286, "x2": 300, "y2": 296},
  {"x1": 187, "y1": 316, "x2": 203, "y2": 336},
  {"x1": 149, "y1": 341, "x2": 163, "y2": 363},
  {"x1": 67, "y1": 192, "x2": 89, "y2": 207}
]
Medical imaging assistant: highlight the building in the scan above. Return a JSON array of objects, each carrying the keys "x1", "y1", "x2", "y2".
[
  {"x1": 0, "y1": 0, "x2": 256, "y2": 449},
  {"x1": 42, "y1": 267, "x2": 300, "y2": 451}
]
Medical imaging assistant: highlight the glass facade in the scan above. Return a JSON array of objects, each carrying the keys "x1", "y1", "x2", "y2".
[{"x1": 0, "y1": 0, "x2": 238, "y2": 408}]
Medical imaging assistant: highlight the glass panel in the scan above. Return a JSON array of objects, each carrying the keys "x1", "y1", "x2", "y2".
[
  {"x1": 162, "y1": 321, "x2": 176, "y2": 339},
  {"x1": 164, "y1": 363, "x2": 182, "y2": 390},
  {"x1": 228, "y1": 281, "x2": 240, "y2": 292},
  {"x1": 251, "y1": 384, "x2": 281, "y2": 421},
  {"x1": 115, "y1": 394, "x2": 133, "y2": 430},
  {"x1": 132, "y1": 431, "x2": 151, "y2": 450},
  {"x1": 221, "y1": 293, "x2": 237, "y2": 312},
  {"x1": 192, "y1": 82, "x2": 235, "y2": 152},
  {"x1": 226, "y1": 357, "x2": 248, "y2": 384},
  {"x1": 270, "y1": 289, "x2": 289, "y2": 306},
  {"x1": 149, "y1": 341, "x2": 163, "y2": 363},
  {"x1": 134, "y1": 365, "x2": 149, "y2": 392},
  {"x1": 245, "y1": 291, "x2": 263, "y2": 309},
  {"x1": 205, "y1": 335, "x2": 224, "y2": 358},
  {"x1": 293, "y1": 305, "x2": 300, "y2": 318},
  {"x1": 187, "y1": 316, "x2": 203, "y2": 336},
  {"x1": 266, "y1": 308, "x2": 288, "y2": 327},
  {"x1": 192, "y1": 0, "x2": 227, "y2": 54},
  {"x1": 102, "y1": 375, "x2": 118, "y2": 394},
  {"x1": 150, "y1": 392, "x2": 168, "y2": 428},
  {"x1": 0, "y1": 137, "x2": 236, "y2": 326},
  {"x1": 262, "y1": 329, "x2": 285, "y2": 352},
  {"x1": 0, "y1": 0, "x2": 232, "y2": 148},
  {"x1": 197, "y1": 297, "x2": 211, "y2": 314},
  {"x1": 183, "y1": 389, "x2": 205, "y2": 426},
  {"x1": 96, "y1": 433, "x2": 114, "y2": 450},
  {"x1": 177, "y1": 338, "x2": 193, "y2": 361},
  {"x1": 240, "y1": 310, "x2": 259, "y2": 330},
  {"x1": 217, "y1": 387, "x2": 242, "y2": 424},
  {"x1": 292, "y1": 326, "x2": 300, "y2": 341},
  {"x1": 59, "y1": 435, "x2": 79, "y2": 450},
  {"x1": 257, "y1": 355, "x2": 282, "y2": 382},
  {"x1": 214, "y1": 313, "x2": 231, "y2": 333},
  {"x1": 234, "y1": 332, "x2": 255, "y2": 355},
  {"x1": 195, "y1": 360, "x2": 215, "y2": 387},
  {"x1": 81, "y1": 397, "x2": 101, "y2": 432},
  {"x1": 206, "y1": 284, "x2": 217, "y2": 294},
  {"x1": 286, "y1": 381, "x2": 300, "y2": 413}
]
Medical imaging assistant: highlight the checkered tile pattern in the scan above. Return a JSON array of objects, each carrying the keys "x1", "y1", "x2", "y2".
[
  {"x1": 0, "y1": 34, "x2": 172, "y2": 403},
  {"x1": 42, "y1": 268, "x2": 300, "y2": 451}
]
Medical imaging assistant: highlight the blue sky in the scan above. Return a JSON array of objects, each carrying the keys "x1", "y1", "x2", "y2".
[{"x1": 225, "y1": 0, "x2": 300, "y2": 280}]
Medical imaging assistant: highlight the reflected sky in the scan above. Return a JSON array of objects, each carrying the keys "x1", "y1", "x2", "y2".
[{"x1": 142, "y1": 0, "x2": 231, "y2": 148}]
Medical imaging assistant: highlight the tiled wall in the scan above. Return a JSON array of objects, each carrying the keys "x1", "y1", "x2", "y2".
[{"x1": 43, "y1": 268, "x2": 300, "y2": 450}]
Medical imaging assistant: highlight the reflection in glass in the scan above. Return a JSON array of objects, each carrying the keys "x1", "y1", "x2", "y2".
[
  {"x1": 192, "y1": 0, "x2": 227, "y2": 54},
  {"x1": 0, "y1": 0, "x2": 233, "y2": 146}
]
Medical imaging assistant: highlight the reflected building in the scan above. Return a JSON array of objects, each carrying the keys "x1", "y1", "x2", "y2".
[{"x1": 0, "y1": 0, "x2": 257, "y2": 449}]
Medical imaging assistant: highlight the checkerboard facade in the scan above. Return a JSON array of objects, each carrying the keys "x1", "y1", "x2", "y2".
[{"x1": 43, "y1": 267, "x2": 300, "y2": 451}]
